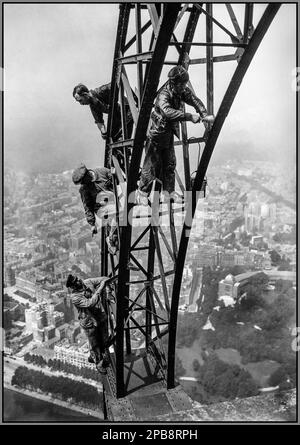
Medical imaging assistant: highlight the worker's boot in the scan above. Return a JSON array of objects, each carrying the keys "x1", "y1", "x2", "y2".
[
  {"x1": 96, "y1": 360, "x2": 107, "y2": 374},
  {"x1": 95, "y1": 352, "x2": 105, "y2": 374},
  {"x1": 106, "y1": 236, "x2": 117, "y2": 255},
  {"x1": 96, "y1": 351, "x2": 110, "y2": 374},
  {"x1": 102, "y1": 350, "x2": 110, "y2": 368},
  {"x1": 88, "y1": 355, "x2": 95, "y2": 364},
  {"x1": 88, "y1": 351, "x2": 96, "y2": 364}
]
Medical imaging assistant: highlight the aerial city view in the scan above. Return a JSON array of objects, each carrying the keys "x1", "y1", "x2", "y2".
[
  {"x1": 3, "y1": 2, "x2": 297, "y2": 423},
  {"x1": 3, "y1": 158, "x2": 296, "y2": 420}
]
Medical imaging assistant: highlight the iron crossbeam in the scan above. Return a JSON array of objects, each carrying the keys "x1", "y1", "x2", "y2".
[
  {"x1": 129, "y1": 253, "x2": 148, "y2": 276},
  {"x1": 225, "y1": 3, "x2": 243, "y2": 40},
  {"x1": 131, "y1": 246, "x2": 150, "y2": 251},
  {"x1": 189, "y1": 54, "x2": 239, "y2": 64},
  {"x1": 124, "y1": 20, "x2": 152, "y2": 52},
  {"x1": 194, "y1": 3, "x2": 241, "y2": 43},
  {"x1": 125, "y1": 291, "x2": 168, "y2": 322},
  {"x1": 174, "y1": 137, "x2": 206, "y2": 146},
  {"x1": 126, "y1": 269, "x2": 175, "y2": 285},
  {"x1": 126, "y1": 322, "x2": 169, "y2": 330},
  {"x1": 118, "y1": 51, "x2": 153, "y2": 64},
  {"x1": 131, "y1": 225, "x2": 151, "y2": 250},
  {"x1": 170, "y1": 41, "x2": 247, "y2": 48},
  {"x1": 121, "y1": 68, "x2": 139, "y2": 125},
  {"x1": 152, "y1": 227, "x2": 171, "y2": 313},
  {"x1": 109, "y1": 138, "x2": 134, "y2": 149}
]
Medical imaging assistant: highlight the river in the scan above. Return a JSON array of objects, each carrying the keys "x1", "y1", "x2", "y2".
[{"x1": 3, "y1": 389, "x2": 102, "y2": 422}]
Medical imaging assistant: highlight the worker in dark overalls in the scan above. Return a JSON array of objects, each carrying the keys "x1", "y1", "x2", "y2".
[
  {"x1": 137, "y1": 66, "x2": 213, "y2": 205},
  {"x1": 66, "y1": 274, "x2": 114, "y2": 374}
]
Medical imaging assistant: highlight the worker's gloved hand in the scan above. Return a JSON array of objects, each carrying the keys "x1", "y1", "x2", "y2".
[
  {"x1": 202, "y1": 115, "x2": 215, "y2": 124},
  {"x1": 190, "y1": 114, "x2": 201, "y2": 124},
  {"x1": 97, "y1": 277, "x2": 110, "y2": 294},
  {"x1": 91, "y1": 225, "x2": 98, "y2": 237},
  {"x1": 97, "y1": 122, "x2": 107, "y2": 140}
]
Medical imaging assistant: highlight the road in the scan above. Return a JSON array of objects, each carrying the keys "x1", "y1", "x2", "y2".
[
  {"x1": 4, "y1": 356, "x2": 102, "y2": 389},
  {"x1": 4, "y1": 356, "x2": 104, "y2": 419},
  {"x1": 4, "y1": 286, "x2": 35, "y2": 307}
]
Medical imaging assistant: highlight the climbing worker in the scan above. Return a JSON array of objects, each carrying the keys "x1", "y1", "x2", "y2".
[
  {"x1": 73, "y1": 82, "x2": 134, "y2": 142},
  {"x1": 137, "y1": 66, "x2": 214, "y2": 206},
  {"x1": 66, "y1": 274, "x2": 114, "y2": 374},
  {"x1": 72, "y1": 163, "x2": 119, "y2": 254}
]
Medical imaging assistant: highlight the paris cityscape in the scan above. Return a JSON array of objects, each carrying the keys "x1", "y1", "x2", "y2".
[
  {"x1": 3, "y1": 0, "x2": 297, "y2": 425},
  {"x1": 3, "y1": 157, "x2": 296, "y2": 421}
]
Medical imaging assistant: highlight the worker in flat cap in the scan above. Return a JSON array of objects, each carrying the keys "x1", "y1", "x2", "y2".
[
  {"x1": 72, "y1": 163, "x2": 118, "y2": 254},
  {"x1": 73, "y1": 82, "x2": 138, "y2": 169},
  {"x1": 66, "y1": 274, "x2": 115, "y2": 374},
  {"x1": 137, "y1": 66, "x2": 214, "y2": 206}
]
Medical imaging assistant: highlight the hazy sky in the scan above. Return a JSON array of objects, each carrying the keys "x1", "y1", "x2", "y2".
[{"x1": 4, "y1": 3, "x2": 296, "y2": 174}]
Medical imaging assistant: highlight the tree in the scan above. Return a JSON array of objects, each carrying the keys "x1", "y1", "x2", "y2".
[
  {"x1": 24, "y1": 352, "x2": 31, "y2": 362},
  {"x1": 278, "y1": 260, "x2": 292, "y2": 271},
  {"x1": 192, "y1": 359, "x2": 201, "y2": 372},
  {"x1": 175, "y1": 355, "x2": 186, "y2": 377},
  {"x1": 230, "y1": 265, "x2": 247, "y2": 276},
  {"x1": 261, "y1": 294, "x2": 295, "y2": 331},
  {"x1": 240, "y1": 232, "x2": 252, "y2": 247},
  {"x1": 269, "y1": 250, "x2": 281, "y2": 266},
  {"x1": 197, "y1": 354, "x2": 258, "y2": 400},
  {"x1": 239, "y1": 285, "x2": 264, "y2": 310},
  {"x1": 269, "y1": 366, "x2": 288, "y2": 387},
  {"x1": 275, "y1": 279, "x2": 293, "y2": 293}
]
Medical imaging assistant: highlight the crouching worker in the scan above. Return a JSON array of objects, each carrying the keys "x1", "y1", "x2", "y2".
[
  {"x1": 72, "y1": 163, "x2": 119, "y2": 255},
  {"x1": 66, "y1": 274, "x2": 113, "y2": 374},
  {"x1": 72, "y1": 82, "x2": 134, "y2": 142},
  {"x1": 73, "y1": 82, "x2": 136, "y2": 169}
]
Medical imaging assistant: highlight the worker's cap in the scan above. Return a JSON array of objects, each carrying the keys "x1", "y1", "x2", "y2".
[
  {"x1": 66, "y1": 274, "x2": 78, "y2": 288},
  {"x1": 168, "y1": 66, "x2": 189, "y2": 83},
  {"x1": 72, "y1": 163, "x2": 88, "y2": 184}
]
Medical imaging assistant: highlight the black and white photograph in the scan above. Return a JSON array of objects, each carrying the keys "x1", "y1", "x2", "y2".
[{"x1": 1, "y1": 1, "x2": 298, "y2": 428}]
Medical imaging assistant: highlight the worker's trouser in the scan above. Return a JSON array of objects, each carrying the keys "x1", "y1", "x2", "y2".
[
  {"x1": 139, "y1": 132, "x2": 176, "y2": 195},
  {"x1": 84, "y1": 313, "x2": 109, "y2": 364},
  {"x1": 96, "y1": 198, "x2": 120, "y2": 253}
]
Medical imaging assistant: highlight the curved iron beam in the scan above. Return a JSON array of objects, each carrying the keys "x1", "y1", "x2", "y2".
[{"x1": 167, "y1": 3, "x2": 282, "y2": 389}]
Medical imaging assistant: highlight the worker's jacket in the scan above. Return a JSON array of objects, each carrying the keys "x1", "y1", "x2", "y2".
[
  {"x1": 89, "y1": 83, "x2": 134, "y2": 140},
  {"x1": 71, "y1": 277, "x2": 109, "y2": 330},
  {"x1": 149, "y1": 81, "x2": 207, "y2": 140},
  {"x1": 79, "y1": 167, "x2": 113, "y2": 226}
]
